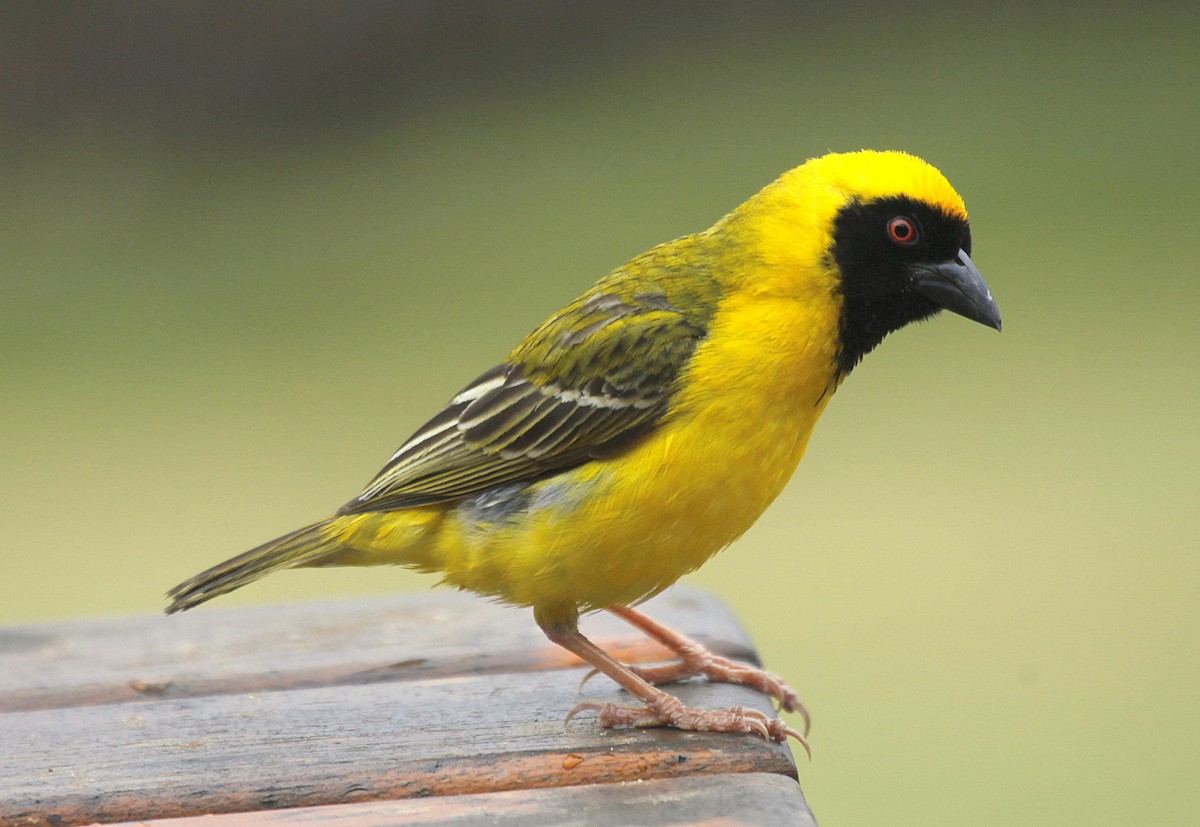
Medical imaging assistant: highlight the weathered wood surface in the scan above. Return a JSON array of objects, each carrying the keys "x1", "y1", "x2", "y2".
[
  {"x1": 104, "y1": 773, "x2": 817, "y2": 827},
  {"x1": 0, "y1": 588, "x2": 813, "y2": 826}
]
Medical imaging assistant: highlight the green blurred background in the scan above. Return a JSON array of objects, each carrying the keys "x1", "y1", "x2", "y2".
[{"x1": 3, "y1": 2, "x2": 1197, "y2": 823}]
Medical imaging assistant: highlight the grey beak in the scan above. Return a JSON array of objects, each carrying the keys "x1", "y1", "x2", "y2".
[{"x1": 909, "y1": 250, "x2": 1002, "y2": 331}]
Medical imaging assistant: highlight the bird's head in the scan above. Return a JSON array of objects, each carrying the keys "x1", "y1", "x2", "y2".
[{"x1": 735, "y1": 150, "x2": 1002, "y2": 377}]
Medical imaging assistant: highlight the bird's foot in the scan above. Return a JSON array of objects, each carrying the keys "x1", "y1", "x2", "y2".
[
  {"x1": 567, "y1": 694, "x2": 809, "y2": 754},
  {"x1": 582, "y1": 648, "x2": 809, "y2": 734},
  {"x1": 603, "y1": 606, "x2": 810, "y2": 734}
]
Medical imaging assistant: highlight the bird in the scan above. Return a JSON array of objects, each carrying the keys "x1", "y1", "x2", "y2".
[{"x1": 166, "y1": 150, "x2": 1001, "y2": 750}]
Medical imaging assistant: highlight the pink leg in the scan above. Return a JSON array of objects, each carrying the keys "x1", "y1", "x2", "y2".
[
  {"x1": 542, "y1": 621, "x2": 806, "y2": 750},
  {"x1": 607, "y1": 605, "x2": 810, "y2": 735}
]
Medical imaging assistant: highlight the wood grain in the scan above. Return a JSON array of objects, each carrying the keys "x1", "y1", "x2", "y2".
[
  {"x1": 0, "y1": 589, "x2": 754, "y2": 712},
  {"x1": 103, "y1": 773, "x2": 816, "y2": 827},
  {"x1": 0, "y1": 589, "x2": 811, "y2": 826}
]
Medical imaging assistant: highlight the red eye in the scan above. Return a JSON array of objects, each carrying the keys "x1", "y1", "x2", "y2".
[{"x1": 887, "y1": 216, "x2": 918, "y2": 245}]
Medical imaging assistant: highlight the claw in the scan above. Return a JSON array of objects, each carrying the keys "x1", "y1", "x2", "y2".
[
  {"x1": 578, "y1": 668, "x2": 601, "y2": 691},
  {"x1": 792, "y1": 700, "x2": 812, "y2": 736},
  {"x1": 564, "y1": 699, "x2": 604, "y2": 731},
  {"x1": 745, "y1": 716, "x2": 770, "y2": 740},
  {"x1": 772, "y1": 687, "x2": 811, "y2": 734},
  {"x1": 783, "y1": 725, "x2": 812, "y2": 758}
]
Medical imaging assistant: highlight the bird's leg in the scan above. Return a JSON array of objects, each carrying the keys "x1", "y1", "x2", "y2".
[
  {"x1": 542, "y1": 621, "x2": 806, "y2": 749},
  {"x1": 605, "y1": 605, "x2": 810, "y2": 735}
]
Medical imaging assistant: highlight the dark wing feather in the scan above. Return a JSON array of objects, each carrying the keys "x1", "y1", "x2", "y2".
[{"x1": 338, "y1": 288, "x2": 708, "y2": 514}]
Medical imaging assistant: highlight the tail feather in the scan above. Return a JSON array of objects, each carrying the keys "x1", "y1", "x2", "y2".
[{"x1": 165, "y1": 520, "x2": 341, "y2": 614}]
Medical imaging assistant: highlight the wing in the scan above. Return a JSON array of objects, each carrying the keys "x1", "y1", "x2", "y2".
[{"x1": 338, "y1": 287, "x2": 710, "y2": 514}]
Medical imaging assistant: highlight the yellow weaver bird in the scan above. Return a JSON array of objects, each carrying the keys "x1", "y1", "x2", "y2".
[{"x1": 167, "y1": 150, "x2": 1000, "y2": 749}]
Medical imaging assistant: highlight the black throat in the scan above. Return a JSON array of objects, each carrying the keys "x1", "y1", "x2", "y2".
[{"x1": 831, "y1": 196, "x2": 970, "y2": 377}]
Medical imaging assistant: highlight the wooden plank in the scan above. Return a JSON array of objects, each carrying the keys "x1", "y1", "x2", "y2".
[
  {"x1": 103, "y1": 773, "x2": 816, "y2": 826},
  {"x1": 0, "y1": 590, "x2": 756, "y2": 712},
  {"x1": 0, "y1": 589, "x2": 807, "y2": 826}
]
